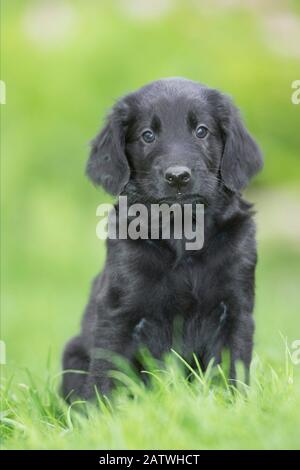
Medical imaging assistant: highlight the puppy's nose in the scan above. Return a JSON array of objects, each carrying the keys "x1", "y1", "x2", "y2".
[{"x1": 165, "y1": 166, "x2": 191, "y2": 188}]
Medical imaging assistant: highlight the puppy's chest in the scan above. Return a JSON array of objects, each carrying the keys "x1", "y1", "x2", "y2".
[
  {"x1": 135, "y1": 234, "x2": 238, "y2": 319},
  {"x1": 134, "y1": 257, "x2": 231, "y2": 360},
  {"x1": 168, "y1": 258, "x2": 223, "y2": 315}
]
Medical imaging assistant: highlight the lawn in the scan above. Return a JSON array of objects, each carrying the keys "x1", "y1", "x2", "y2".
[
  {"x1": 1, "y1": 362, "x2": 300, "y2": 450},
  {"x1": 1, "y1": 237, "x2": 300, "y2": 450},
  {"x1": 1, "y1": 0, "x2": 300, "y2": 450}
]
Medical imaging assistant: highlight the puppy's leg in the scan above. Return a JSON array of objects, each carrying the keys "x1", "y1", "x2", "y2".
[
  {"x1": 83, "y1": 314, "x2": 136, "y2": 400},
  {"x1": 229, "y1": 313, "x2": 254, "y2": 386},
  {"x1": 204, "y1": 301, "x2": 228, "y2": 365},
  {"x1": 185, "y1": 302, "x2": 228, "y2": 370},
  {"x1": 132, "y1": 318, "x2": 172, "y2": 359},
  {"x1": 62, "y1": 335, "x2": 90, "y2": 402}
]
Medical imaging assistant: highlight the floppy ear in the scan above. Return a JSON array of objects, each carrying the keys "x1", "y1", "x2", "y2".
[
  {"x1": 86, "y1": 103, "x2": 130, "y2": 195},
  {"x1": 220, "y1": 99, "x2": 263, "y2": 192}
]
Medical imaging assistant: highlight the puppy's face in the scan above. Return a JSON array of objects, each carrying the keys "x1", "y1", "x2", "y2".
[
  {"x1": 125, "y1": 84, "x2": 224, "y2": 203},
  {"x1": 87, "y1": 79, "x2": 263, "y2": 204}
]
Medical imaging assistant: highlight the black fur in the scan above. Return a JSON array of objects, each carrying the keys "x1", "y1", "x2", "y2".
[{"x1": 62, "y1": 78, "x2": 263, "y2": 401}]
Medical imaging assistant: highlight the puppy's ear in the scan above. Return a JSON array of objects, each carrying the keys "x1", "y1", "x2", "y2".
[
  {"x1": 86, "y1": 102, "x2": 130, "y2": 195},
  {"x1": 220, "y1": 97, "x2": 263, "y2": 192}
]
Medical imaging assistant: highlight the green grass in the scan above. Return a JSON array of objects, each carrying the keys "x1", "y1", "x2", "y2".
[
  {"x1": 1, "y1": 351, "x2": 300, "y2": 450},
  {"x1": 1, "y1": 1, "x2": 300, "y2": 450},
  {"x1": 1, "y1": 240, "x2": 300, "y2": 450}
]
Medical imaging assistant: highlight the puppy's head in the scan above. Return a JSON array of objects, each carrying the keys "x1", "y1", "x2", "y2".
[{"x1": 87, "y1": 78, "x2": 263, "y2": 204}]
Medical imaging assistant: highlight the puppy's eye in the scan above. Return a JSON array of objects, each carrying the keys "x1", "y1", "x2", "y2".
[
  {"x1": 195, "y1": 125, "x2": 208, "y2": 139},
  {"x1": 142, "y1": 129, "x2": 155, "y2": 143}
]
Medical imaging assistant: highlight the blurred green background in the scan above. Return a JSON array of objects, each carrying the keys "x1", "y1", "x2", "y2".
[{"x1": 1, "y1": 0, "x2": 300, "y2": 382}]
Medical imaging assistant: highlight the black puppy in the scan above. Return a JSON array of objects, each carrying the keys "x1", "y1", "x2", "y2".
[{"x1": 62, "y1": 78, "x2": 263, "y2": 401}]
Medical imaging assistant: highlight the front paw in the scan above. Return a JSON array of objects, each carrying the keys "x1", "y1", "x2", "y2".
[
  {"x1": 83, "y1": 374, "x2": 112, "y2": 400},
  {"x1": 132, "y1": 317, "x2": 172, "y2": 359},
  {"x1": 132, "y1": 318, "x2": 150, "y2": 343},
  {"x1": 219, "y1": 301, "x2": 228, "y2": 326}
]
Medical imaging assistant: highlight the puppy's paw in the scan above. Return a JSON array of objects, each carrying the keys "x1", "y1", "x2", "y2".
[
  {"x1": 219, "y1": 301, "x2": 228, "y2": 326},
  {"x1": 132, "y1": 318, "x2": 151, "y2": 343}
]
